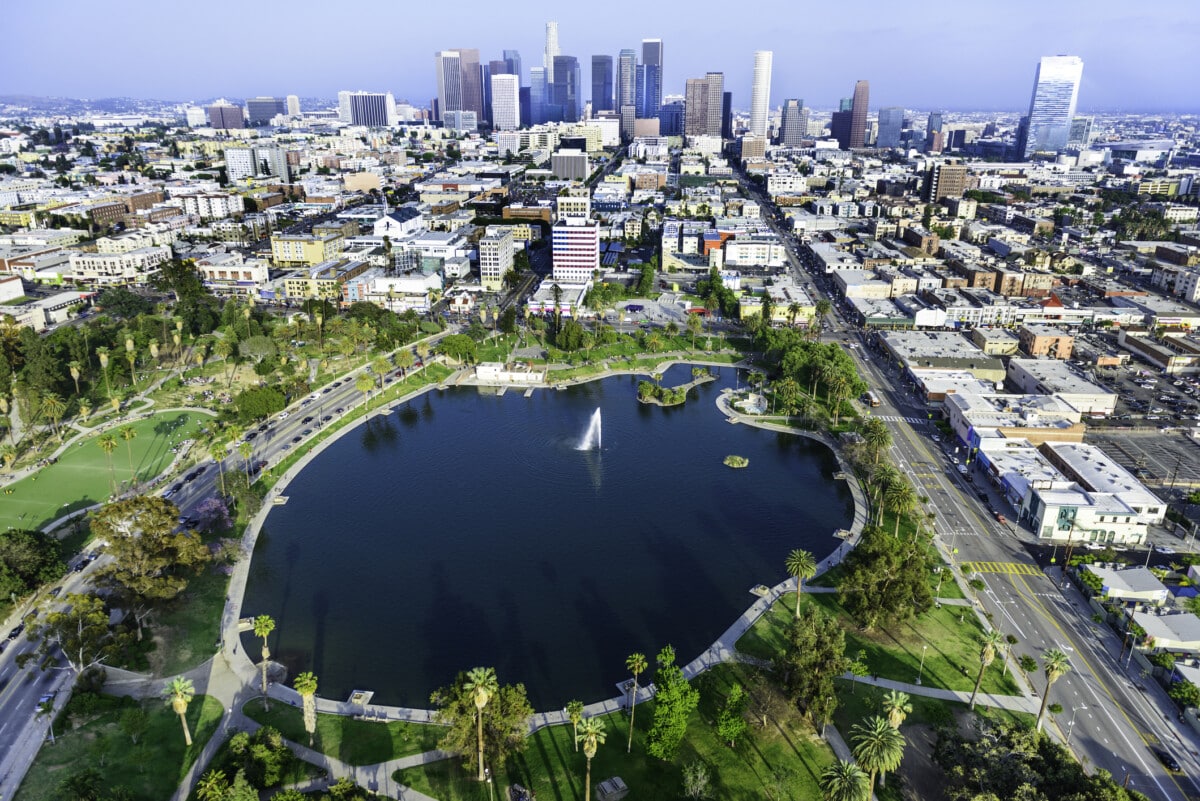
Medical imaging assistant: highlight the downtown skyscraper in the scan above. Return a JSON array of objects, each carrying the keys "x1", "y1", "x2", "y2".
[
  {"x1": 1018, "y1": 55, "x2": 1084, "y2": 159},
  {"x1": 591, "y1": 55, "x2": 614, "y2": 112},
  {"x1": 831, "y1": 79, "x2": 869, "y2": 149},
  {"x1": 544, "y1": 21, "x2": 559, "y2": 84},
  {"x1": 637, "y1": 38, "x2": 663, "y2": 119},
  {"x1": 749, "y1": 50, "x2": 773, "y2": 139}
]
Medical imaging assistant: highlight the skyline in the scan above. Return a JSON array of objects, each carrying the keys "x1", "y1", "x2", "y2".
[{"x1": 1, "y1": 1, "x2": 1198, "y2": 113}]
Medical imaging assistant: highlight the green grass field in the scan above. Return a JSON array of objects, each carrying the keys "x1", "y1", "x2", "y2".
[
  {"x1": 242, "y1": 698, "x2": 444, "y2": 765},
  {"x1": 395, "y1": 664, "x2": 833, "y2": 801},
  {"x1": 15, "y1": 693, "x2": 223, "y2": 801},
  {"x1": 737, "y1": 593, "x2": 1020, "y2": 697},
  {"x1": 0, "y1": 410, "x2": 211, "y2": 532}
]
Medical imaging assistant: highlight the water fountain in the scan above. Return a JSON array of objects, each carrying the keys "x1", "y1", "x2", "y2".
[{"x1": 577, "y1": 408, "x2": 602, "y2": 451}]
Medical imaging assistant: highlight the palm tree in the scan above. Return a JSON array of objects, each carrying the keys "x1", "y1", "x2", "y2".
[
  {"x1": 238, "y1": 440, "x2": 253, "y2": 474},
  {"x1": 97, "y1": 347, "x2": 112, "y2": 397},
  {"x1": 355, "y1": 372, "x2": 375, "y2": 414},
  {"x1": 884, "y1": 480, "x2": 917, "y2": 538},
  {"x1": 881, "y1": 690, "x2": 912, "y2": 729},
  {"x1": 787, "y1": 302, "x2": 803, "y2": 327},
  {"x1": 39, "y1": 392, "x2": 67, "y2": 442},
  {"x1": 1035, "y1": 649, "x2": 1071, "y2": 731},
  {"x1": 820, "y1": 759, "x2": 870, "y2": 801},
  {"x1": 625, "y1": 651, "x2": 647, "y2": 753},
  {"x1": 870, "y1": 463, "x2": 901, "y2": 523},
  {"x1": 78, "y1": 401, "x2": 92, "y2": 425},
  {"x1": 254, "y1": 614, "x2": 275, "y2": 709},
  {"x1": 209, "y1": 436, "x2": 229, "y2": 496},
  {"x1": 566, "y1": 699, "x2": 585, "y2": 751},
  {"x1": 195, "y1": 770, "x2": 228, "y2": 801},
  {"x1": 68, "y1": 360, "x2": 82, "y2": 397},
  {"x1": 98, "y1": 433, "x2": 119, "y2": 493},
  {"x1": 970, "y1": 630, "x2": 1008, "y2": 710},
  {"x1": 785, "y1": 549, "x2": 817, "y2": 618},
  {"x1": 372, "y1": 356, "x2": 391, "y2": 393},
  {"x1": 577, "y1": 717, "x2": 607, "y2": 801},
  {"x1": 464, "y1": 667, "x2": 498, "y2": 781},
  {"x1": 815, "y1": 299, "x2": 832, "y2": 334},
  {"x1": 119, "y1": 425, "x2": 138, "y2": 485},
  {"x1": 416, "y1": 340, "x2": 430, "y2": 363},
  {"x1": 395, "y1": 348, "x2": 414, "y2": 378},
  {"x1": 162, "y1": 676, "x2": 195, "y2": 746},
  {"x1": 294, "y1": 671, "x2": 319, "y2": 746},
  {"x1": 860, "y1": 418, "x2": 892, "y2": 465},
  {"x1": 0, "y1": 444, "x2": 15, "y2": 471},
  {"x1": 851, "y1": 715, "x2": 905, "y2": 789}
]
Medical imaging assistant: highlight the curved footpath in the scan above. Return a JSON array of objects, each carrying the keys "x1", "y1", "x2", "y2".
[{"x1": 103, "y1": 360, "x2": 1037, "y2": 801}]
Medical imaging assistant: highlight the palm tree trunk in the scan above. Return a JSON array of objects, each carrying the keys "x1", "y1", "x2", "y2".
[
  {"x1": 261, "y1": 643, "x2": 270, "y2": 711},
  {"x1": 126, "y1": 444, "x2": 135, "y2": 484},
  {"x1": 179, "y1": 711, "x2": 192, "y2": 746},
  {"x1": 795, "y1": 580, "x2": 802, "y2": 618},
  {"x1": 585, "y1": 757, "x2": 592, "y2": 801},
  {"x1": 477, "y1": 712, "x2": 485, "y2": 781},
  {"x1": 1035, "y1": 685, "x2": 1052, "y2": 730},
  {"x1": 627, "y1": 679, "x2": 638, "y2": 753},
  {"x1": 970, "y1": 663, "x2": 986, "y2": 710}
]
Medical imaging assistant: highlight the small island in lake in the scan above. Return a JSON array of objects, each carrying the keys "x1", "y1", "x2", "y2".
[{"x1": 724, "y1": 455, "x2": 749, "y2": 469}]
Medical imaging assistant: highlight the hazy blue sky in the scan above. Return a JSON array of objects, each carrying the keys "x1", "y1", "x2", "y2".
[{"x1": 2, "y1": 0, "x2": 1196, "y2": 111}]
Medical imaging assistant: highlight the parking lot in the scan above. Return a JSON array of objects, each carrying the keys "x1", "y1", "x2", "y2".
[
  {"x1": 1089, "y1": 430, "x2": 1200, "y2": 490},
  {"x1": 1096, "y1": 366, "x2": 1200, "y2": 424}
]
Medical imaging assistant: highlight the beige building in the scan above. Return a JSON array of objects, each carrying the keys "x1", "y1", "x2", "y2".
[
  {"x1": 271, "y1": 233, "x2": 344, "y2": 267},
  {"x1": 479, "y1": 227, "x2": 513, "y2": 292},
  {"x1": 1018, "y1": 324, "x2": 1074, "y2": 359}
]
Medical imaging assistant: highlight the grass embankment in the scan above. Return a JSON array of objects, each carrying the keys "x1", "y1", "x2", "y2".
[
  {"x1": 242, "y1": 698, "x2": 443, "y2": 766},
  {"x1": 738, "y1": 593, "x2": 1020, "y2": 697},
  {"x1": 15, "y1": 693, "x2": 223, "y2": 801},
  {"x1": 0, "y1": 410, "x2": 210, "y2": 532},
  {"x1": 395, "y1": 663, "x2": 834, "y2": 801}
]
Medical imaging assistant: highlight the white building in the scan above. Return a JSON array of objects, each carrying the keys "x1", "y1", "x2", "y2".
[
  {"x1": 552, "y1": 191, "x2": 599, "y2": 283},
  {"x1": 479, "y1": 227, "x2": 513, "y2": 292},
  {"x1": 172, "y1": 191, "x2": 243, "y2": 221},
  {"x1": 66, "y1": 246, "x2": 171, "y2": 285},
  {"x1": 224, "y1": 145, "x2": 290, "y2": 183},
  {"x1": 491, "y1": 74, "x2": 520, "y2": 131},
  {"x1": 749, "y1": 50, "x2": 773, "y2": 139},
  {"x1": 1006, "y1": 358, "x2": 1117, "y2": 416}
]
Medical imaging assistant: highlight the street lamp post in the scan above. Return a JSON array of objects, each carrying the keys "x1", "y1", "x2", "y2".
[
  {"x1": 1066, "y1": 705, "x2": 1087, "y2": 747},
  {"x1": 916, "y1": 644, "x2": 928, "y2": 685}
]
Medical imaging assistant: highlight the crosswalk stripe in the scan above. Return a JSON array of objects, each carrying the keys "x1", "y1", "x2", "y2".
[
  {"x1": 961, "y1": 561, "x2": 1043, "y2": 576},
  {"x1": 875, "y1": 415, "x2": 927, "y2": 425}
]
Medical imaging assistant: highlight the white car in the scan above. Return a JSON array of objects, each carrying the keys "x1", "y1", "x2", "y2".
[
  {"x1": 1155, "y1": 545, "x2": 1176, "y2": 555},
  {"x1": 277, "y1": 411, "x2": 290, "y2": 420}
]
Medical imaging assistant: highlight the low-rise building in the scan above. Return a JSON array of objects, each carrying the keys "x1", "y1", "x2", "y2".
[
  {"x1": 1006, "y1": 359, "x2": 1117, "y2": 416},
  {"x1": 1133, "y1": 612, "x2": 1200, "y2": 654},
  {"x1": 66, "y1": 246, "x2": 171, "y2": 286},
  {"x1": 1082, "y1": 565, "x2": 1169, "y2": 606},
  {"x1": 271, "y1": 233, "x2": 345, "y2": 268},
  {"x1": 1018, "y1": 324, "x2": 1074, "y2": 359}
]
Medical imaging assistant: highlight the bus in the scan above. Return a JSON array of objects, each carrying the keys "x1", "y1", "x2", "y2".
[{"x1": 864, "y1": 391, "x2": 881, "y2": 407}]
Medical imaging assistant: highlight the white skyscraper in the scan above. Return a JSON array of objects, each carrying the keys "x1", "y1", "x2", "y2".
[
  {"x1": 544, "y1": 21, "x2": 559, "y2": 84},
  {"x1": 1020, "y1": 55, "x2": 1083, "y2": 159},
  {"x1": 434, "y1": 50, "x2": 464, "y2": 121},
  {"x1": 749, "y1": 50, "x2": 773, "y2": 139},
  {"x1": 286, "y1": 95, "x2": 300, "y2": 116},
  {"x1": 490, "y1": 74, "x2": 520, "y2": 131}
]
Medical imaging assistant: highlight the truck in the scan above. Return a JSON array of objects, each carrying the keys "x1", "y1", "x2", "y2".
[{"x1": 864, "y1": 391, "x2": 881, "y2": 408}]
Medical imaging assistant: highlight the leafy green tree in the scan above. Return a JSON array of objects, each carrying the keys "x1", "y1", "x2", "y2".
[
  {"x1": 430, "y1": 669, "x2": 532, "y2": 778},
  {"x1": 884, "y1": 479, "x2": 918, "y2": 538},
  {"x1": 774, "y1": 605, "x2": 849, "y2": 726},
  {"x1": 437, "y1": 333, "x2": 478, "y2": 363},
  {"x1": 716, "y1": 683, "x2": 749, "y2": 746},
  {"x1": 576, "y1": 717, "x2": 607, "y2": 801},
  {"x1": 785, "y1": 548, "x2": 817, "y2": 618},
  {"x1": 0, "y1": 528, "x2": 64, "y2": 599},
  {"x1": 233, "y1": 386, "x2": 286, "y2": 422},
  {"x1": 625, "y1": 651, "x2": 647, "y2": 752},
  {"x1": 860, "y1": 417, "x2": 892, "y2": 465},
  {"x1": 1169, "y1": 679, "x2": 1200, "y2": 709},
  {"x1": 17, "y1": 592, "x2": 127, "y2": 673},
  {"x1": 820, "y1": 759, "x2": 870, "y2": 801},
  {"x1": 92, "y1": 496, "x2": 210, "y2": 640},
  {"x1": 119, "y1": 706, "x2": 149, "y2": 744},
  {"x1": 566, "y1": 699, "x2": 585, "y2": 751},
  {"x1": 163, "y1": 676, "x2": 195, "y2": 746},
  {"x1": 1035, "y1": 649, "x2": 1071, "y2": 731},
  {"x1": 773, "y1": 377, "x2": 803, "y2": 416},
  {"x1": 354, "y1": 372, "x2": 374, "y2": 413},
  {"x1": 646, "y1": 645, "x2": 700, "y2": 760},
  {"x1": 851, "y1": 715, "x2": 905, "y2": 789},
  {"x1": 195, "y1": 769, "x2": 228, "y2": 801},
  {"x1": 238, "y1": 335, "x2": 277, "y2": 365},
  {"x1": 838, "y1": 525, "x2": 935, "y2": 630},
  {"x1": 394, "y1": 348, "x2": 415, "y2": 377},
  {"x1": 970, "y1": 630, "x2": 1008, "y2": 710}
]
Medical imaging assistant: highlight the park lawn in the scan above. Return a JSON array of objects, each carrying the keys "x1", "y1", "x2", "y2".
[
  {"x1": 14, "y1": 693, "x2": 223, "y2": 801},
  {"x1": 737, "y1": 593, "x2": 1020, "y2": 697},
  {"x1": 242, "y1": 698, "x2": 443, "y2": 765},
  {"x1": 0, "y1": 410, "x2": 212, "y2": 532},
  {"x1": 149, "y1": 560, "x2": 231, "y2": 676},
  {"x1": 395, "y1": 663, "x2": 833, "y2": 801}
]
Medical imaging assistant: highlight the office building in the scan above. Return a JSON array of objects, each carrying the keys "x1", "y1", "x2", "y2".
[
  {"x1": 457, "y1": 48, "x2": 483, "y2": 118},
  {"x1": 552, "y1": 191, "x2": 599, "y2": 283},
  {"x1": 1019, "y1": 55, "x2": 1083, "y2": 159},
  {"x1": 659, "y1": 99, "x2": 684, "y2": 136},
  {"x1": 778, "y1": 99, "x2": 808, "y2": 146},
  {"x1": 619, "y1": 104, "x2": 637, "y2": 142},
  {"x1": 617, "y1": 49, "x2": 637, "y2": 111},
  {"x1": 721, "y1": 90, "x2": 732, "y2": 140},
  {"x1": 519, "y1": 86, "x2": 532, "y2": 127},
  {"x1": 749, "y1": 50, "x2": 772, "y2": 139},
  {"x1": 343, "y1": 91, "x2": 395, "y2": 127},
  {"x1": 544, "y1": 21, "x2": 559, "y2": 83},
  {"x1": 923, "y1": 162, "x2": 968, "y2": 202},
  {"x1": 443, "y1": 110, "x2": 478, "y2": 132},
  {"x1": 502, "y1": 49, "x2": 523, "y2": 83},
  {"x1": 833, "y1": 80, "x2": 869, "y2": 149},
  {"x1": 245, "y1": 96, "x2": 286, "y2": 125},
  {"x1": 684, "y1": 79, "x2": 707, "y2": 136},
  {"x1": 530, "y1": 67, "x2": 547, "y2": 124},
  {"x1": 925, "y1": 112, "x2": 944, "y2": 152},
  {"x1": 551, "y1": 55, "x2": 581, "y2": 122},
  {"x1": 491, "y1": 74, "x2": 520, "y2": 131},
  {"x1": 640, "y1": 38, "x2": 663, "y2": 118},
  {"x1": 434, "y1": 51, "x2": 464, "y2": 121},
  {"x1": 225, "y1": 145, "x2": 290, "y2": 183},
  {"x1": 551, "y1": 148, "x2": 589, "y2": 180},
  {"x1": 876, "y1": 106, "x2": 904, "y2": 149},
  {"x1": 1068, "y1": 115, "x2": 1093, "y2": 147},
  {"x1": 206, "y1": 100, "x2": 244, "y2": 130},
  {"x1": 286, "y1": 95, "x2": 301, "y2": 116},
  {"x1": 479, "y1": 227, "x2": 513, "y2": 292},
  {"x1": 592, "y1": 55, "x2": 614, "y2": 112},
  {"x1": 185, "y1": 106, "x2": 208, "y2": 128},
  {"x1": 338, "y1": 91, "x2": 352, "y2": 123}
]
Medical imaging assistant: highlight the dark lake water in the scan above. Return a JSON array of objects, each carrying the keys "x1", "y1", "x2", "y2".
[{"x1": 241, "y1": 364, "x2": 852, "y2": 709}]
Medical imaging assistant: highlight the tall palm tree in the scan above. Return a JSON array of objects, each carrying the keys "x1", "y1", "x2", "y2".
[
  {"x1": 787, "y1": 302, "x2": 803, "y2": 327},
  {"x1": 870, "y1": 463, "x2": 901, "y2": 523},
  {"x1": 970, "y1": 630, "x2": 1008, "y2": 710},
  {"x1": 238, "y1": 440, "x2": 253, "y2": 474},
  {"x1": 884, "y1": 480, "x2": 918, "y2": 538},
  {"x1": 815, "y1": 299, "x2": 832, "y2": 335},
  {"x1": 78, "y1": 401, "x2": 92, "y2": 425},
  {"x1": 881, "y1": 690, "x2": 912, "y2": 729},
  {"x1": 1035, "y1": 649, "x2": 1072, "y2": 731},
  {"x1": 395, "y1": 349, "x2": 414, "y2": 378},
  {"x1": 625, "y1": 652, "x2": 647, "y2": 753},
  {"x1": 1, "y1": 444, "x2": 15, "y2": 471},
  {"x1": 577, "y1": 717, "x2": 607, "y2": 801},
  {"x1": 851, "y1": 715, "x2": 905, "y2": 789},
  {"x1": 416, "y1": 340, "x2": 430, "y2": 363},
  {"x1": 820, "y1": 759, "x2": 871, "y2": 801},
  {"x1": 566, "y1": 699, "x2": 585, "y2": 751},
  {"x1": 96, "y1": 347, "x2": 112, "y2": 398},
  {"x1": 119, "y1": 425, "x2": 138, "y2": 485},
  {"x1": 39, "y1": 392, "x2": 67, "y2": 442},
  {"x1": 68, "y1": 360, "x2": 82, "y2": 397},
  {"x1": 254, "y1": 614, "x2": 275, "y2": 710},
  {"x1": 294, "y1": 671, "x2": 319, "y2": 746},
  {"x1": 355, "y1": 372, "x2": 374, "y2": 414},
  {"x1": 464, "y1": 667, "x2": 498, "y2": 782},
  {"x1": 98, "y1": 433, "x2": 119, "y2": 493},
  {"x1": 162, "y1": 676, "x2": 195, "y2": 746},
  {"x1": 372, "y1": 356, "x2": 391, "y2": 393},
  {"x1": 785, "y1": 549, "x2": 817, "y2": 618},
  {"x1": 860, "y1": 418, "x2": 892, "y2": 465}
]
